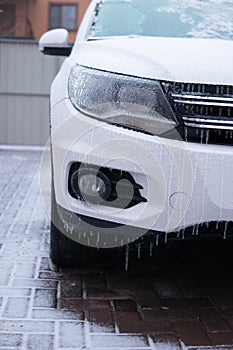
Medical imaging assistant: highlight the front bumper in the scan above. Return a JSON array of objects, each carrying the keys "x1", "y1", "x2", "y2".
[{"x1": 51, "y1": 98, "x2": 233, "y2": 233}]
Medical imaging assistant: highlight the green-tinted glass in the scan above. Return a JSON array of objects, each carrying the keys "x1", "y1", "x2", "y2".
[{"x1": 91, "y1": 0, "x2": 233, "y2": 40}]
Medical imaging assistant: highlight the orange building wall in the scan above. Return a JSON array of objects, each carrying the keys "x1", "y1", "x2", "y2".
[
  {"x1": 0, "y1": 0, "x2": 32, "y2": 37},
  {"x1": 29, "y1": 0, "x2": 91, "y2": 42},
  {"x1": 0, "y1": 0, "x2": 91, "y2": 41}
]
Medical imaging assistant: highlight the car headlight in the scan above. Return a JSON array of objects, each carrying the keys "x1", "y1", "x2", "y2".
[{"x1": 68, "y1": 65, "x2": 178, "y2": 135}]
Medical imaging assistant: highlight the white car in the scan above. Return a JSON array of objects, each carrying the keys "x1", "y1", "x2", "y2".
[{"x1": 39, "y1": 0, "x2": 233, "y2": 266}]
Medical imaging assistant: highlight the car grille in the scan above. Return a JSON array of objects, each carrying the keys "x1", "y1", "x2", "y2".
[{"x1": 161, "y1": 81, "x2": 233, "y2": 145}]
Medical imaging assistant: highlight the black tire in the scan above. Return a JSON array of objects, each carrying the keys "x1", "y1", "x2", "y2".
[{"x1": 50, "y1": 182, "x2": 97, "y2": 267}]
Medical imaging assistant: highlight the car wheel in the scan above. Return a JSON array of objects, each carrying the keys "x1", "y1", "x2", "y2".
[{"x1": 50, "y1": 181, "x2": 97, "y2": 267}]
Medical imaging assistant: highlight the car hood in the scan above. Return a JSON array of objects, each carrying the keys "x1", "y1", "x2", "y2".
[{"x1": 73, "y1": 37, "x2": 233, "y2": 85}]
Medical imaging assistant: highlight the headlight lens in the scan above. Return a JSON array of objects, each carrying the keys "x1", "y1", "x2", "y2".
[{"x1": 68, "y1": 65, "x2": 178, "y2": 135}]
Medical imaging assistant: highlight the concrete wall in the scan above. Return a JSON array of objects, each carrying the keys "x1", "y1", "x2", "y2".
[{"x1": 0, "y1": 39, "x2": 63, "y2": 146}]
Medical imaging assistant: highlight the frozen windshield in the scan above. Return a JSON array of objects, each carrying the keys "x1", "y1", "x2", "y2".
[{"x1": 90, "y1": 0, "x2": 233, "y2": 40}]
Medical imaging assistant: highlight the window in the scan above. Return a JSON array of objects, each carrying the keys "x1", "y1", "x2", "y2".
[
  {"x1": 49, "y1": 4, "x2": 77, "y2": 31},
  {"x1": 91, "y1": 0, "x2": 233, "y2": 41},
  {"x1": 0, "y1": 4, "x2": 16, "y2": 37}
]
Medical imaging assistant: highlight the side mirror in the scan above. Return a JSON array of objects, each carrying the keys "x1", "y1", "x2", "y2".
[{"x1": 39, "y1": 28, "x2": 72, "y2": 56}]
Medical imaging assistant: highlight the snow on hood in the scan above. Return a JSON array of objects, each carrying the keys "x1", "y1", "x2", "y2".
[{"x1": 74, "y1": 37, "x2": 233, "y2": 85}]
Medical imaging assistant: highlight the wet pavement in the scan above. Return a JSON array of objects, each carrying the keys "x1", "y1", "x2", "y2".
[{"x1": 1, "y1": 149, "x2": 233, "y2": 349}]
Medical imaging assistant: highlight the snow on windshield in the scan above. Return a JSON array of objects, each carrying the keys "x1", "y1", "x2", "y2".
[{"x1": 90, "y1": 0, "x2": 233, "y2": 40}]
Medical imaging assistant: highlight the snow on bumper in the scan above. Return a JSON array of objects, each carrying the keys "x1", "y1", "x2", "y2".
[{"x1": 51, "y1": 99, "x2": 233, "y2": 233}]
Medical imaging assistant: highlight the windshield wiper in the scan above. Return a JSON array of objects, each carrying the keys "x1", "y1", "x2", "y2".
[{"x1": 87, "y1": 35, "x2": 142, "y2": 41}]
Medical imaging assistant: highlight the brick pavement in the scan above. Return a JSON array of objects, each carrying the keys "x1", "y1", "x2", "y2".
[{"x1": 1, "y1": 149, "x2": 233, "y2": 349}]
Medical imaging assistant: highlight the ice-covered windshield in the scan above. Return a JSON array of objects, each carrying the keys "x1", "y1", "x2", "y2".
[{"x1": 90, "y1": 0, "x2": 233, "y2": 40}]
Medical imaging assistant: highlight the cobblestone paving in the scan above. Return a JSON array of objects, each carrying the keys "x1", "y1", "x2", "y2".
[{"x1": 1, "y1": 149, "x2": 233, "y2": 350}]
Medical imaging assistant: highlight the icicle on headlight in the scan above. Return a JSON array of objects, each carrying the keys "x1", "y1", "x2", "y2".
[{"x1": 68, "y1": 65, "x2": 178, "y2": 135}]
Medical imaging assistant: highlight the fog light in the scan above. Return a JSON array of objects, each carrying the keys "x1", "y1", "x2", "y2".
[{"x1": 70, "y1": 168, "x2": 112, "y2": 203}]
